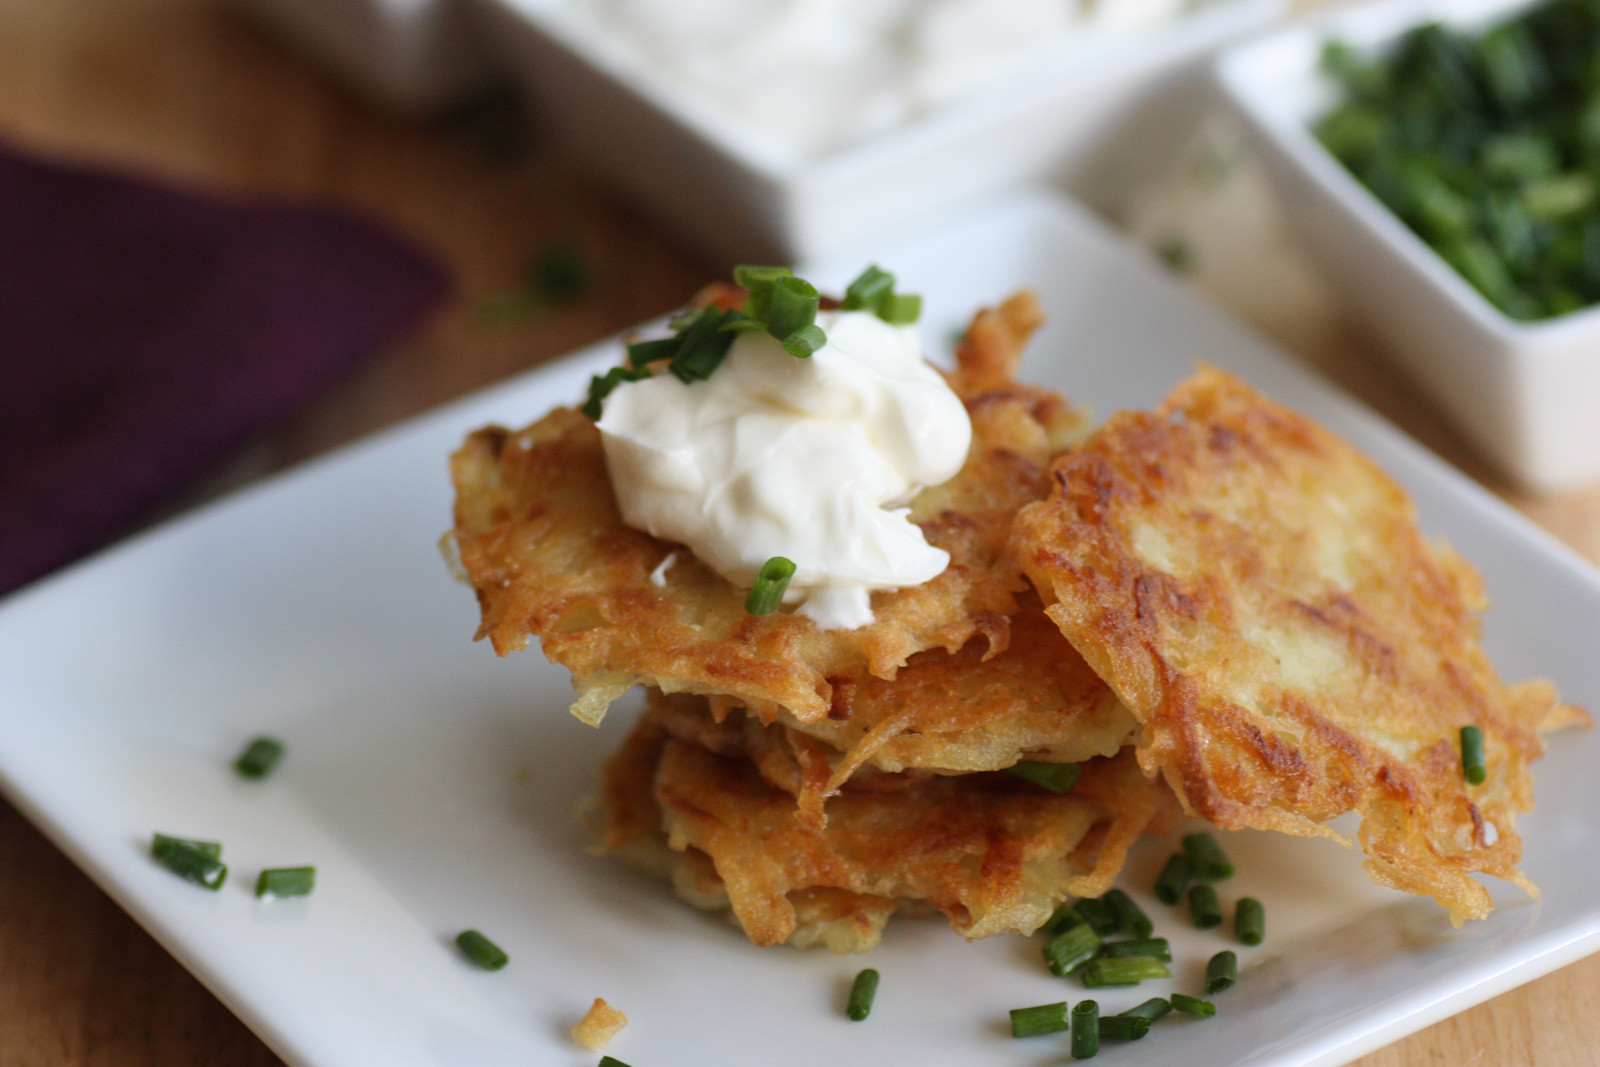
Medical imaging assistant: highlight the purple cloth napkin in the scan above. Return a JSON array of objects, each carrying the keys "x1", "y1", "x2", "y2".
[{"x1": 0, "y1": 140, "x2": 449, "y2": 597}]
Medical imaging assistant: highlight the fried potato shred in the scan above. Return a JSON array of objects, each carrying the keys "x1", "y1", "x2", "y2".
[{"x1": 1014, "y1": 366, "x2": 1585, "y2": 923}]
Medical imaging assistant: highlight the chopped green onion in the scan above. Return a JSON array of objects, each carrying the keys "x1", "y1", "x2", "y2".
[
  {"x1": 234, "y1": 736, "x2": 285, "y2": 780},
  {"x1": 625, "y1": 335, "x2": 679, "y2": 368},
  {"x1": 878, "y1": 292, "x2": 923, "y2": 325},
  {"x1": 781, "y1": 323, "x2": 827, "y2": 359},
  {"x1": 764, "y1": 275, "x2": 820, "y2": 343},
  {"x1": 1235, "y1": 896, "x2": 1266, "y2": 946},
  {"x1": 847, "y1": 968, "x2": 879, "y2": 1021},
  {"x1": 1073, "y1": 897, "x2": 1120, "y2": 935},
  {"x1": 1009, "y1": 1001, "x2": 1070, "y2": 1038},
  {"x1": 1188, "y1": 884, "x2": 1223, "y2": 929},
  {"x1": 1461, "y1": 725, "x2": 1488, "y2": 784},
  {"x1": 666, "y1": 307, "x2": 737, "y2": 383},
  {"x1": 1205, "y1": 950, "x2": 1238, "y2": 994},
  {"x1": 1181, "y1": 831, "x2": 1234, "y2": 880},
  {"x1": 1153, "y1": 852, "x2": 1191, "y2": 905},
  {"x1": 1040, "y1": 901, "x2": 1082, "y2": 936},
  {"x1": 1006, "y1": 761, "x2": 1082, "y2": 794},
  {"x1": 582, "y1": 365, "x2": 650, "y2": 419},
  {"x1": 1043, "y1": 922, "x2": 1102, "y2": 977},
  {"x1": 1080, "y1": 956, "x2": 1171, "y2": 988},
  {"x1": 151, "y1": 833, "x2": 227, "y2": 890},
  {"x1": 1071, "y1": 1000, "x2": 1100, "y2": 1060},
  {"x1": 455, "y1": 929, "x2": 509, "y2": 971},
  {"x1": 598, "y1": 1058, "x2": 634, "y2": 1067},
  {"x1": 1171, "y1": 993, "x2": 1216, "y2": 1017},
  {"x1": 1098, "y1": 938, "x2": 1171, "y2": 962},
  {"x1": 255, "y1": 866, "x2": 316, "y2": 899},
  {"x1": 1103, "y1": 887, "x2": 1153, "y2": 938},
  {"x1": 1120, "y1": 998, "x2": 1173, "y2": 1024},
  {"x1": 841, "y1": 265, "x2": 895, "y2": 311},
  {"x1": 744, "y1": 556, "x2": 796, "y2": 616},
  {"x1": 1097, "y1": 1015, "x2": 1151, "y2": 1042}
]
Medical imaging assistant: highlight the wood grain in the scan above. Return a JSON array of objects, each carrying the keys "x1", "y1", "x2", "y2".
[{"x1": 0, "y1": 2, "x2": 1594, "y2": 1065}]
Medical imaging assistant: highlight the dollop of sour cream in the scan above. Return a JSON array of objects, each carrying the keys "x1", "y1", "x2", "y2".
[{"x1": 596, "y1": 309, "x2": 972, "y2": 629}]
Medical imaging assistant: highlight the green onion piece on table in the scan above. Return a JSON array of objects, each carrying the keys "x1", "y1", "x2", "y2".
[
  {"x1": 151, "y1": 833, "x2": 227, "y2": 890},
  {"x1": 1235, "y1": 896, "x2": 1266, "y2": 946},
  {"x1": 1006, "y1": 761, "x2": 1082, "y2": 794},
  {"x1": 1009, "y1": 1001, "x2": 1070, "y2": 1038},
  {"x1": 745, "y1": 557, "x2": 796, "y2": 616},
  {"x1": 1102, "y1": 887, "x2": 1153, "y2": 938},
  {"x1": 1171, "y1": 993, "x2": 1216, "y2": 1017},
  {"x1": 234, "y1": 736, "x2": 284, "y2": 780},
  {"x1": 1461, "y1": 725, "x2": 1488, "y2": 784},
  {"x1": 1072, "y1": 1000, "x2": 1100, "y2": 1060},
  {"x1": 1073, "y1": 897, "x2": 1120, "y2": 935},
  {"x1": 1206, "y1": 950, "x2": 1238, "y2": 994},
  {"x1": 1120, "y1": 998, "x2": 1173, "y2": 1024},
  {"x1": 1098, "y1": 938, "x2": 1172, "y2": 962},
  {"x1": 1040, "y1": 901, "x2": 1082, "y2": 936},
  {"x1": 1044, "y1": 922, "x2": 1103, "y2": 977},
  {"x1": 455, "y1": 929, "x2": 509, "y2": 971},
  {"x1": 255, "y1": 866, "x2": 316, "y2": 899},
  {"x1": 846, "y1": 968, "x2": 879, "y2": 1021},
  {"x1": 1153, "y1": 852, "x2": 1192, "y2": 905},
  {"x1": 1182, "y1": 831, "x2": 1234, "y2": 880},
  {"x1": 1188, "y1": 883, "x2": 1223, "y2": 929},
  {"x1": 1097, "y1": 1014, "x2": 1151, "y2": 1042},
  {"x1": 1080, "y1": 956, "x2": 1171, "y2": 988}
]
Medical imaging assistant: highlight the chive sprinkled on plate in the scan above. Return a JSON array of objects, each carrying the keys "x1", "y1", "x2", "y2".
[
  {"x1": 1098, "y1": 937, "x2": 1172, "y2": 962},
  {"x1": 1081, "y1": 955, "x2": 1171, "y2": 988},
  {"x1": 1006, "y1": 760, "x2": 1082, "y2": 794},
  {"x1": 1043, "y1": 922, "x2": 1102, "y2": 977},
  {"x1": 745, "y1": 556, "x2": 796, "y2": 615},
  {"x1": 1206, "y1": 950, "x2": 1238, "y2": 994},
  {"x1": 1235, "y1": 896, "x2": 1266, "y2": 946},
  {"x1": 1461, "y1": 724, "x2": 1488, "y2": 784},
  {"x1": 1073, "y1": 896, "x2": 1120, "y2": 935},
  {"x1": 1171, "y1": 992, "x2": 1216, "y2": 1017},
  {"x1": 455, "y1": 929, "x2": 509, "y2": 971},
  {"x1": 1102, "y1": 887, "x2": 1152, "y2": 938},
  {"x1": 1188, "y1": 883, "x2": 1223, "y2": 929},
  {"x1": 1182, "y1": 831, "x2": 1234, "y2": 880},
  {"x1": 846, "y1": 968, "x2": 879, "y2": 1021},
  {"x1": 234, "y1": 736, "x2": 285, "y2": 780},
  {"x1": 255, "y1": 866, "x2": 315, "y2": 899},
  {"x1": 1010, "y1": 1001, "x2": 1070, "y2": 1038},
  {"x1": 151, "y1": 833, "x2": 227, "y2": 890},
  {"x1": 1120, "y1": 998, "x2": 1173, "y2": 1024},
  {"x1": 1097, "y1": 1014, "x2": 1150, "y2": 1042},
  {"x1": 1071, "y1": 1000, "x2": 1100, "y2": 1059},
  {"x1": 1153, "y1": 852, "x2": 1192, "y2": 905},
  {"x1": 598, "y1": 1058, "x2": 634, "y2": 1067}
]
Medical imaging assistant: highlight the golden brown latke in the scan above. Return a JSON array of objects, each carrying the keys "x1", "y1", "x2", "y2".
[
  {"x1": 450, "y1": 292, "x2": 1087, "y2": 725},
  {"x1": 593, "y1": 706, "x2": 1165, "y2": 952},
  {"x1": 1014, "y1": 366, "x2": 1583, "y2": 924}
]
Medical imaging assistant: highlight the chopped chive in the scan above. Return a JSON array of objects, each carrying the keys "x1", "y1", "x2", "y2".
[
  {"x1": 1043, "y1": 922, "x2": 1102, "y2": 977},
  {"x1": 1040, "y1": 901, "x2": 1083, "y2": 936},
  {"x1": 1103, "y1": 888, "x2": 1153, "y2": 938},
  {"x1": 1071, "y1": 1000, "x2": 1100, "y2": 1059},
  {"x1": 1461, "y1": 725, "x2": 1487, "y2": 784},
  {"x1": 878, "y1": 292, "x2": 922, "y2": 325},
  {"x1": 234, "y1": 736, "x2": 284, "y2": 780},
  {"x1": 1171, "y1": 993, "x2": 1216, "y2": 1017},
  {"x1": 764, "y1": 275, "x2": 820, "y2": 342},
  {"x1": 1120, "y1": 998, "x2": 1173, "y2": 1024},
  {"x1": 1098, "y1": 938, "x2": 1172, "y2": 962},
  {"x1": 666, "y1": 308, "x2": 737, "y2": 383},
  {"x1": 1073, "y1": 897, "x2": 1120, "y2": 936},
  {"x1": 255, "y1": 866, "x2": 315, "y2": 898},
  {"x1": 1235, "y1": 897, "x2": 1266, "y2": 946},
  {"x1": 744, "y1": 556, "x2": 796, "y2": 615},
  {"x1": 1182, "y1": 831, "x2": 1234, "y2": 880},
  {"x1": 625, "y1": 335, "x2": 678, "y2": 368},
  {"x1": 781, "y1": 323, "x2": 827, "y2": 359},
  {"x1": 1206, "y1": 950, "x2": 1238, "y2": 994},
  {"x1": 1097, "y1": 1014, "x2": 1150, "y2": 1042},
  {"x1": 1006, "y1": 760, "x2": 1082, "y2": 794},
  {"x1": 734, "y1": 264, "x2": 792, "y2": 321},
  {"x1": 582, "y1": 365, "x2": 650, "y2": 419},
  {"x1": 1080, "y1": 955, "x2": 1171, "y2": 988},
  {"x1": 598, "y1": 1058, "x2": 635, "y2": 1067},
  {"x1": 847, "y1": 968, "x2": 879, "y2": 1021},
  {"x1": 841, "y1": 265, "x2": 895, "y2": 311},
  {"x1": 1188, "y1": 884, "x2": 1223, "y2": 929},
  {"x1": 151, "y1": 833, "x2": 227, "y2": 890},
  {"x1": 1009, "y1": 1001, "x2": 1070, "y2": 1038},
  {"x1": 455, "y1": 929, "x2": 509, "y2": 971},
  {"x1": 1153, "y1": 852, "x2": 1191, "y2": 905}
]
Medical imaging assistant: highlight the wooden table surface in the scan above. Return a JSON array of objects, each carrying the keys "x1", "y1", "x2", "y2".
[{"x1": 1, "y1": 2, "x2": 1597, "y2": 1064}]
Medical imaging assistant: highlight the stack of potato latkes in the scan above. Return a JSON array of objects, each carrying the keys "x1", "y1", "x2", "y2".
[{"x1": 449, "y1": 291, "x2": 1581, "y2": 948}]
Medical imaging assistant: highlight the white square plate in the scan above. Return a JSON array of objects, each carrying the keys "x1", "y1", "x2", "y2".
[{"x1": 2, "y1": 189, "x2": 1597, "y2": 1067}]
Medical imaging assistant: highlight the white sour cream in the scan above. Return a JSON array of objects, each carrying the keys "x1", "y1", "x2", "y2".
[{"x1": 596, "y1": 309, "x2": 971, "y2": 629}]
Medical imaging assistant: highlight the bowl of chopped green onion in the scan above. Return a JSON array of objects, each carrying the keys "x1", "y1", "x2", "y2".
[{"x1": 1217, "y1": 0, "x2": 1600, "y2": 491}]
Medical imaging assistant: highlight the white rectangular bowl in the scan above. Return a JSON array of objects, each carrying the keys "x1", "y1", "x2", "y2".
[
  {"x1": 1216, "y1": 0, "x2": 1600, "y2": 493},
  {"x1": 474, "y1": 0, "x2": 1283, "y2": 264}
]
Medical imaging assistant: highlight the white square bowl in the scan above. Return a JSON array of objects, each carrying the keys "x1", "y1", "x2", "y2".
[
  {"x1": 1216, "y1": 0, "x2": 1600, "y2": 493},
  {"x1": 472, "y1": 0, "x2": 1283, "y2": 264}
]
